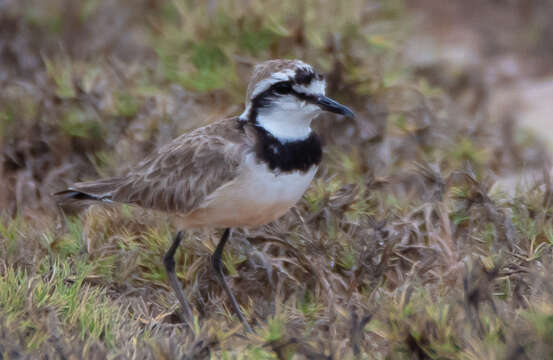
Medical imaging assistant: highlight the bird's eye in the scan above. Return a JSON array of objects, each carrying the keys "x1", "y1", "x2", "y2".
[{"x1": 272, "y1": 82, "x2": 292, "y2": 94}]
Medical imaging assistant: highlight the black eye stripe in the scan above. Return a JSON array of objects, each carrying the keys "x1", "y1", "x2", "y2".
[
  {"x1": 270, "y1": 81, "x2": 321, "y2": 103},
  {"x1": 293, "y1": 91, "x2": 318, "y2": 103},
  {"x1": 271, "y1": 81, "x2": 293, "y2": 94},
  {"x1": 269, "y1": 82, "x2": 318, "y2": 103}
]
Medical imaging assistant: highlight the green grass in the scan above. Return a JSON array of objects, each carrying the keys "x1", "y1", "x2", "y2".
[{"x1": 0, "y1": 260, "x2": 123, "y2": 349}]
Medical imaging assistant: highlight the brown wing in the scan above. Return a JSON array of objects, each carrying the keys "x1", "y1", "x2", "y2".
[
  {"x1": 57, "y1": 118, "x2": 253, "y2": 214},
  {"x1": 111, "y1": 119, "x2": 251, "y2": 213}
]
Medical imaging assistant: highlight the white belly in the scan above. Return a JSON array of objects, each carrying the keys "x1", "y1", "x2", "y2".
[
  {"x1": 240, "y1": 160, "x2": 317, "y2": 215},
  {"x1": 182, "y1": 155, "x2": 317, "y2": 228}
]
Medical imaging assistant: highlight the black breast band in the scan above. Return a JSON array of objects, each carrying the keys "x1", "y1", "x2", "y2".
[{"x1": 253, "y1": 125, "x2": 322, "y2": 173}]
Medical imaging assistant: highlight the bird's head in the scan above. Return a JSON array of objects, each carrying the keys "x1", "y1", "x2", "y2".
[{"x1": 240, "y1": 59, "x2": 354, "y2": 142}]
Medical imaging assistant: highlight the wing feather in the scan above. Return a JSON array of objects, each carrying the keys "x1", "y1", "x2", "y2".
[
  {"x1": 56, "y1": 118, "x2": 253, "y2": 214},
  {"x1": 112, "y1": 121, "x2": 248, "y2": 213}
]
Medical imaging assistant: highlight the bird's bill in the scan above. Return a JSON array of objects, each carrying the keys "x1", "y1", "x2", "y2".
[{"x1": 316, "y1": 96, "x2": 355, "y2": 118}]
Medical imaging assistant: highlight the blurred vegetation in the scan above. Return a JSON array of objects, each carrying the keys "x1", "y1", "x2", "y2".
[{"x1": 1, "y1": 0, "x2": 553, "y2": 358}]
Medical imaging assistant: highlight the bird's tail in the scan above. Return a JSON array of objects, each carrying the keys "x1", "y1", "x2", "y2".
[{"x1": 54, "y1": 178, "x2": 124, "y2": 205}]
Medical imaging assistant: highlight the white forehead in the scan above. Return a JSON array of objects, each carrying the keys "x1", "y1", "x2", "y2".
[
  {"x1": 250, "y1": 68, "x2": 295, "y2": 98},
  {"x1": 292, "y1": 79, "x2": 326, "y2": 96},
  {"x1": 249, "y1": 62, "x2": 325, "y2": 99}
]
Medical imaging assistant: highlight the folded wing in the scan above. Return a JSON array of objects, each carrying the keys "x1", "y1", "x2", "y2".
[{"x1": 55, "y1": 119, "x2": 247, "y2": 214}]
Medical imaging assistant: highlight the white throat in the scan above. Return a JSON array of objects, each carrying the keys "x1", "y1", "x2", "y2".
[{"x1": 255, "y1": 108, "x2": 315, "y2": 142}]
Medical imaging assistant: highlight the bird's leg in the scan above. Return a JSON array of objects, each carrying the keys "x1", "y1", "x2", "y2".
[
  {"x1": 163, "y1": 231, "x2": 194, "y2": 327},
  {"x1": 212, "y1": 228, "x2": 253, "y2": 333}
]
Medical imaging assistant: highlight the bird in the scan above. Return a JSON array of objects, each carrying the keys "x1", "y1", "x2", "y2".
[{"x1": 55, "y1": 59, "x2": 354, "y2": 332}]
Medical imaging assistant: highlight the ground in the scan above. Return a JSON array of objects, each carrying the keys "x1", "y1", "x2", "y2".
[{"x1": 1, "y1": 0, "x2": 553, "y2": 359}]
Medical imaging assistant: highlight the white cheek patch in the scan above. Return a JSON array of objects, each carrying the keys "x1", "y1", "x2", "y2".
[
  {"x1": 250, "y1": 69, "x2": 296, "y2": 98},
  {"x1": 292, "y1": 80, "x2": 326, "y2": 96},
  {"x1": 271, "y1": 96, "x2": 320, "y2": 113},
  {"x1": 256, "y1": 95, "x2": 321, "y2": 142},
  {"x1": 271, "y1": 95, "x2": 301, "y2": 111}
]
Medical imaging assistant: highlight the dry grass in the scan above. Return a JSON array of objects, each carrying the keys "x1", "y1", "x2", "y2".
[{"x1": 1, "y1": 0, "x2": 553, "y2": 358}]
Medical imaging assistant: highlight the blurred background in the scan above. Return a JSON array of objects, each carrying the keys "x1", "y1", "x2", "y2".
[{"x1": 1, "y1": 0, "x2": 553, "y2": 358}]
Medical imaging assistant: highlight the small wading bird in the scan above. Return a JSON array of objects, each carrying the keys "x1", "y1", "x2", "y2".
[{"x1": 55, "y1": 59, "x2": 354, "y2": 332}]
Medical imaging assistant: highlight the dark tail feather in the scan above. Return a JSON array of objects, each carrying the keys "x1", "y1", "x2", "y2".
[
  {"x1": 54, "y1": 189, "x2": 108, "y2": 202},
  {"x1": 54, "y1": 178, "x2": 123, "y2": 205}
]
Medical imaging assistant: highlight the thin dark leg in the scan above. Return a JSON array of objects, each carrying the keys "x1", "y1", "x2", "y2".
[
  {"x1": 163, "y1": 231, "x2": 194, "y2": 326},
  {"x1": 212, "y1": 228, "x2": 253, "y2": 333}
]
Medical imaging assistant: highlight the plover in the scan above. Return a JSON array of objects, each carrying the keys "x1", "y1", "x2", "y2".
[{"x1": 55, "y1": 59, "x2": 354, "y2": 332}]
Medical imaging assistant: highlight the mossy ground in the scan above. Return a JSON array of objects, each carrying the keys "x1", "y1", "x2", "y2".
[{"x1": 1, "y1": 0, "x2": 553, "y2": 358}]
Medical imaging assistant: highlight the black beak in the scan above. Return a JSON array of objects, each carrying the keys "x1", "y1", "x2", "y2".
[{"x1": 316, "y1": 96, "x2": 355, "y2": 118}]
